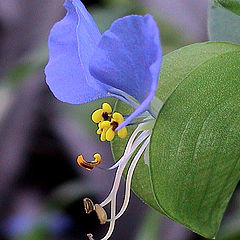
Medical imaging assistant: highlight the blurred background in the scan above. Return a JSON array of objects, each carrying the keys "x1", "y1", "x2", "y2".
[{"x1": 0, "y1": 0, "x2": 239, "y2": 239}]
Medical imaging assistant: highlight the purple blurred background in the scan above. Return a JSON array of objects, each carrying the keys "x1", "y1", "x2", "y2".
[{"x1": 1, "y1": 1, "x2": 238, "y2": 240}]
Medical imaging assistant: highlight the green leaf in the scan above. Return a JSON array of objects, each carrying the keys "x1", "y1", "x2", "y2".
[
  {"x1": 208, "y1": 1, "x2": 240, "y2": 44},
  {"x1": 151, "y1": 48, "x2": 240, "y2": 238},
  {"x1": 154, "y1": 42, "x2": 240, "y2": 102},
  {"x1": 112, "y1": 42, "x2": 240, "y2": 237},
  {"x1": 213, "y1": 0, "x2": 240, "y2": 16}
]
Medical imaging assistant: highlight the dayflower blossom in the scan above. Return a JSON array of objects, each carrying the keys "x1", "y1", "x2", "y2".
[{"x1": 44, "y1": 0, "x2": 162, "y2": 239}]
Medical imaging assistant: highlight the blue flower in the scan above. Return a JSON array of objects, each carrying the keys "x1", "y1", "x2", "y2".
[
  {"x1": 45, "y1": 0, "x2": 162, "y2": 130},
  {"x1": 45, "y1": 0, "x2": 162, "y2": 239}
]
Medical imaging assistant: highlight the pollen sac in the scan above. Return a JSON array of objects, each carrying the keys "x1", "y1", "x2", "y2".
[
  {"x1": 98, "y1": 121, "x2": 111, "y2": 142},
  {"x1": 83, "y1": 198, "x2": 95, "y2": 214},
  {"x1": 100, "y1": 128, "x2": 108, "y2": 141},
  {"x1": 83, "y1": 199, "x2": 107, "y2": 225},
  {"x1": 95, "y1": 204, "x2": 107, "y2": 224},
  {"x1": 92, "y1": 102, "x2": 128, "y2": 141},
  {"x1": 109, "y1": 112, "x2": 128, "y2": 140},
  {"x1": 100, "y1": 121, "x2": 111, "y2": 129},
  {"x1": 91, "y1": 102, "x2": 112, "y2": 124},
  {"x1": 93, "y1": 153, "x2": 101, "y2": 162},
  {"x1": 117, "y1": 127, "x2": 128, "y2": 139},
  {"x1": 106, "y1": 128, "x2": 115, "y2": 141},
  {"x1": 96, "y1": 128, "x2": 103, "y2": 135},
  {"x1": 92, "y1": 109, "x2": 104, "y2": 123},
  {"x1": 102, "y1": 103, "x2": 112, "y2": 113},
  {"x1": 77, "y1": 154, "x2": 102, "y2": 171},
  {"x1": 112, "y1": 112, "x2": 124, "y2": 123}
]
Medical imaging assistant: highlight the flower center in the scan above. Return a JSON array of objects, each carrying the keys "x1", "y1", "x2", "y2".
[
  {"x1": 102, "y1": 112, "x2": 110, "y2": 121},
  {"x1": 111, "y1": 121, "x2": 118, "y2": 131},
  {"x1": 91, "y1": 103, "x2": 128, "y2": 142}
]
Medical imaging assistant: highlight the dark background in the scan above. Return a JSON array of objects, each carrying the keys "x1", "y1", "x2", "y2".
[{"x1": 0, "y1": 0, "x2": 239, "y2": 240}]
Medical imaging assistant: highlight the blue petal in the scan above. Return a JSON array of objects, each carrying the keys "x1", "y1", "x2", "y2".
[
  {"x1": 89, "y1": 15, "x2": 162, "y2": 129},
  {"x1": 45, "y1": 0, "x2": 106, "y2": 104}
]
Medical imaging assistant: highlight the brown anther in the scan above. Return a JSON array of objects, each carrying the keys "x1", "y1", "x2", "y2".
[
  {"x1": 95, "y1": 204, "x2": 107, "y2": 224},
  {"x1": 111, "y1": 121, "x2": 118, "y2": 131},
  {"x1": 83, "y1": 198, "x2": 95, "y2": 214},
  {"x1": 102, "y1": 112, "x2": 110, "y2": 121},
  {"x1": 77, "y1": 155, "x2": 102, "y2": 171}
]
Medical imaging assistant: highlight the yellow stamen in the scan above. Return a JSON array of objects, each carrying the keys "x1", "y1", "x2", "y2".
[
  {"x1": 93, "y1": 153, "x2": 101, "y2": 162},
  {"x1": 98, "y1": 121, "x2": 112, "y2": 141},
  {"x1": 100, "y1": 128, "x2": 107, "y2": 141},
  {"x1": 97, "y1": 122, "x2": 104, "y2": 135},
  {"x1": 92, "y1": 109, "x2": 104, "y2": 123},
  {"x1": 111, "y1": 112, "x2": 128, "y2": 139},
  {"x1": 112, "y1": 112, "x2": 124, "y2": 123},
  {"x1": 102, "y1": 103, "x2": 112, "y2": 113},
  {"x1": 91, "y1": 103, "x2": 113, "y2": 124},
  {"x1": 77, "y1": 154, "x2": 102, "y2": 171},
  {"x1": 100, "y1": 121, "x2": 111, "y2": 129},
  {"x1": 92, "y1": 103, "x2": 128, "y2": 142},
  {"x1": 96, "y1": 128, "x2": 102, "y2": 135},
  {"x1": 117, "y1": 127, "x2": 127, "y2": 139},
  {"x1": 106, "y1": 128, "x2": 115, "y2": 141}
]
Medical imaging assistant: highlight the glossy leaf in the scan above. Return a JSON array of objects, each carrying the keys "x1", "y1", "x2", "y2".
[
  {"x1": 112, "y1": 42, "x2": 240, "y2": 237},
  {"x1": 151, "y1": 49, "x2": 240, "y2": 238},
  {"x1": 213, "y1": 0, "x2": 240, "y2": 16},
  {"x1": 208, "y1": 2, "x2": 240, "y2": 44}
]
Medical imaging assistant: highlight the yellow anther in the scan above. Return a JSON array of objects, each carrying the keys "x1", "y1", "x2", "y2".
[
  {"x1": 100, "y1": 128, "x2": 107, "y2": 141},
  {"x1": 106, "y1": 128, "x2": 115, "y2": 141},
  {"x1": 117, "y1": 127, "x2": 128, "y2": 139},
  {"x1": 77, "y1": 154, "x2": 102, "y2": 171},
  {"x1": 112, "y1": 112, "x2": 124, "y2": 124},
  {"x1": 92, "y1": 109, "x2": 104, "y2": 123},
  {"x1": 92, "y1": 103, "x2": 113, "y2": 124},
  {"x1": 100, "y1": 121, "x2": 111, "y2": 129},
  {"x1": 93, "y1": 153, "x2": 101, "y2": 162},
  {"x1": 98, "y1": 121, "x2": 112, "y2": 141},
  {"x1": 102, "y1": 103, "x2": 112, "y2": 113},
  {"x1": 91, "y1": 103, "x2": 128, "y2": 142},
  {"x1": 96, "y1": 128, "x2": 102, "y2": 135}
]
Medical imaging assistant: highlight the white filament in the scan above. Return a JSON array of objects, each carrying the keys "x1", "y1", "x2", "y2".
[
  {"x1": 100, "y1": 196, "x2": 116, "y2": 240},
  {"x1": 89, "y1": 122, "x2": 152, "y2": 240},
  {"x1": 108, "y1": 129, "x2": 150, "y2": 170},
  {"x1": 110, "y1": 136, "x2": 150, "y2": 221},
  {"x1": 101, "y1": 129, "x2": 150, "y2": 207}
]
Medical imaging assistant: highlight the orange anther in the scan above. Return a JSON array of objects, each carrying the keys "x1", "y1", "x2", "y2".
[{"x1": 77, "y1": 154, "x2": 102, "y2": 171}]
